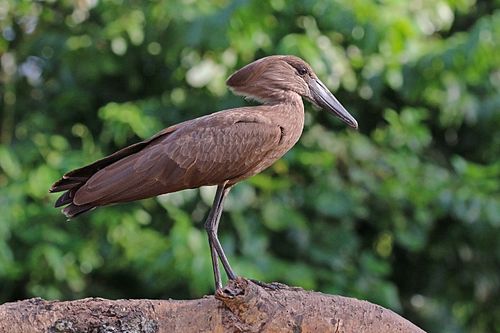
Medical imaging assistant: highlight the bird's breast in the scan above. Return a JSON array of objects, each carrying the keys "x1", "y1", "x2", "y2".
[{"x1": 227, "y1": 103, "x2": 305, "y2": 185}]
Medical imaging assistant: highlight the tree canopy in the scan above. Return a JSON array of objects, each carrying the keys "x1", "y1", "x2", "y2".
[{"x1": 1, "y1": 1, "x2": 499, "y2": 332}]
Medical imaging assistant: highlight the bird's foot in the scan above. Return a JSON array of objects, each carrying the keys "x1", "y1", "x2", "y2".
[{"x1": 215, "y1": 276, "x2": 245, "y2": 298}]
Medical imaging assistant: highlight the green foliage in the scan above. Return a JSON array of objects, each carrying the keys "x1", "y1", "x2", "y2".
[{"x1": 1, "y1": 0, "x2": 499, "y2": 332}]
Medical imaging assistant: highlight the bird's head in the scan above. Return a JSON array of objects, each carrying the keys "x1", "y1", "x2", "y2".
[{"x1": 227, "y1": 55, "x2": 358, "y2": 129}]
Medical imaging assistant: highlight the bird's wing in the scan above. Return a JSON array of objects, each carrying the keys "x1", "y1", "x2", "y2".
[
  {"x1": 73, "y1": 112, "x2": 283, "y2": 205},
  {"x1": 49, "y1": 125, "x2": 178, "y2": 193}
]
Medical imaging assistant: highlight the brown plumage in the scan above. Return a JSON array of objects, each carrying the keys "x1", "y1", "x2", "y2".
[{"x1": 50, "y1": 55, "x2": 358, "y2": 290}]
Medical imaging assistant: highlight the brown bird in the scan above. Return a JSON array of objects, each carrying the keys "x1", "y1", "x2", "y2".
[{"x1": 50, "y1": 55, "x2": 358, "y2": 290}]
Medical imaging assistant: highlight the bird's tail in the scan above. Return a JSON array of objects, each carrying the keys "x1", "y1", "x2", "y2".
[{"x1": 50, "y1": 172, "x2": 97, "y2": 218}]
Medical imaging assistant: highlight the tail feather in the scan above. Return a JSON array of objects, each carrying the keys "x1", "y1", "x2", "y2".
[
  {"x1": 62, "y1": 203, "x2": 95, "y2": 218},
  {"x1": 51, "y1": 175, "x2": 93, "y2": 217},
  {"x1": 54, "y1": 189, "x2": 75, "y2": 207},
  {"x1": 50, "y1": 177, "x2": 85, "y2": 193}
]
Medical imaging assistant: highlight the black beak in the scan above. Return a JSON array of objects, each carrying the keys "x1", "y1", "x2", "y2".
[{"x1": 309, "y1": 79, "x2": 358, "y2": 129}]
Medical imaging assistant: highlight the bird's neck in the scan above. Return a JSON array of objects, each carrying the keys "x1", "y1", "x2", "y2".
[
  {"x1": 238, "y1": 85, "x2": 304, "y2": 108},
  {"x1": 266, "y1": 92, "x2": 305, "y2": 147},
  {"x1": 264, "y1": 90, "x2": 303, "y2": 108}
]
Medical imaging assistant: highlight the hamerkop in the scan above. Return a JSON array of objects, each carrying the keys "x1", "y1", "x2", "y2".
[{"x1": 50, "y1": 55, "x2": 358, "y2": 290}]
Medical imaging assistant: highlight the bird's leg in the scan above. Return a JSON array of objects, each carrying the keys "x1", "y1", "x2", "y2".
[
  {"x1": 204, "y1": 184, "x2": 236, "y2": 290},
  {"x1": 204, "y1": 194, "x2": 223, "y2": 290},
  {"x1": 211, "y1": 186, "x2": 237, "y2": 280}
]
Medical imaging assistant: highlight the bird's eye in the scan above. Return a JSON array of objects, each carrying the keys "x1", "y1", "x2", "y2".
[{"x1": 297, "y1": 67, "x2": 308, "y2": 76}]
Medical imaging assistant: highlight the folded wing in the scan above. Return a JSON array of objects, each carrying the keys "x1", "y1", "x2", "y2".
[{"x1": 51, "y1": 110, "x2": 282, "y2": 217}]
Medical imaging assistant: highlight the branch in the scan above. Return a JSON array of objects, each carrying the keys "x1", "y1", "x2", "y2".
[{"x1": 0, "y1": 278, "x2": 425, "y2": 333}]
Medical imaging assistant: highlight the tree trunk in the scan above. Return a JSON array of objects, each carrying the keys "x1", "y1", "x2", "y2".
[{"x1": 0, "y1": 278, "x2": 425, "y2": 333}]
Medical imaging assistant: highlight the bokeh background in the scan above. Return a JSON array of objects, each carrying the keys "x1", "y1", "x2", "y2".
[{"x1": 1, "y1": 0, "x2": 499, "y2": 332}]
